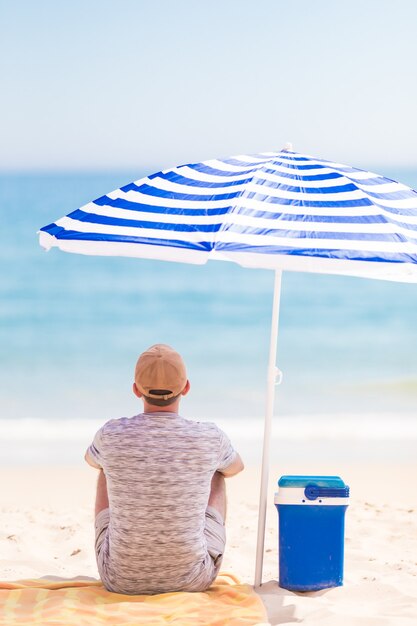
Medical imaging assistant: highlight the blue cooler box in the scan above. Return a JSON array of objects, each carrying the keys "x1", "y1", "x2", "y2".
[{"x1": 275, "y1": 475, "x2": 350, "y2": 591}]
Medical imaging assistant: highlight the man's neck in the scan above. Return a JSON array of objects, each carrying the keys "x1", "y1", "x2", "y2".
[{"x1": 142, "y1": 400, "x2": 180, "y2": 414}]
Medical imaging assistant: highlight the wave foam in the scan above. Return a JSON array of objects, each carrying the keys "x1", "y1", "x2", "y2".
[{"x1": 1, "y1": 414, "x2": 416, "y2": 442}]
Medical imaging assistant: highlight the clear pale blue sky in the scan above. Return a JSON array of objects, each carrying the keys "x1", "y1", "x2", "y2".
[{"x1": 1, "y1": 0, "x2": 417, "y2": 172}]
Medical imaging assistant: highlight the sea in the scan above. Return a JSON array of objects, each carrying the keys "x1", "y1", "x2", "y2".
[{"x1": 1, "y1": 169, "x2": 417, "y2": 465}]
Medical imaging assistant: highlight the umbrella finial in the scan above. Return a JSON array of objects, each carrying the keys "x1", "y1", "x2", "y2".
[{"x1": 282, "y1": 142, "x2": 293, "y2": 152}]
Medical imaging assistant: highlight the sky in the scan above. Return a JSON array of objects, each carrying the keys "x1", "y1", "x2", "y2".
[{"x1": 1, "y1": 0, "x2": 417, "y2": 172}]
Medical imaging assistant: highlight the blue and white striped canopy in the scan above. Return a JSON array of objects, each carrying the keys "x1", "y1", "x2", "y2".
[{"x1": 39, "y1": 150, "x2": 417, "y2": 282}]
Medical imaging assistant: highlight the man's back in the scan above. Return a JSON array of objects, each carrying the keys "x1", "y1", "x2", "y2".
[{"x1": 88, "y1": 411, "x2": 237, "y2": 594}]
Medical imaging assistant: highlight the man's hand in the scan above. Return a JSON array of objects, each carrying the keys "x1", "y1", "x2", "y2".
[{"x1": 219, "y1": 453, "x2": 244, "y2": 477}]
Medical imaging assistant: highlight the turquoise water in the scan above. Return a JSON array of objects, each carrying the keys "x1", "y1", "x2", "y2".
[{"x1": 1, "y1": 170, "x2": 417, "y2": 463}]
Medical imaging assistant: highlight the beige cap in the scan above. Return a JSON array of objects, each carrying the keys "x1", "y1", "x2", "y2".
[{"x1": 134, "y1": 344, "x2": 187, "y2": 400}]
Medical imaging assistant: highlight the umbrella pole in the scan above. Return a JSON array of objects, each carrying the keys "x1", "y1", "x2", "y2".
[{"x1": 254, "y1": 269, "x2": 283, "y2": 587}]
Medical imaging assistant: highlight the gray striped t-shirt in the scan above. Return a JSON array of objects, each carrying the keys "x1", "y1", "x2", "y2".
[{"x1": 87, "y1": 411, "x2": 237, "y2": 594}]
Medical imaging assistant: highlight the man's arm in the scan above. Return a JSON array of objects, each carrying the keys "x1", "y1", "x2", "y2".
[{"x1": 218, "y1": 453, "x2": 244, "y2": 477}]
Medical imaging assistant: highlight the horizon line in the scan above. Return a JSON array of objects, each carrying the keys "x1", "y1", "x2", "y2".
[{"x1": 1, "y1": 163, "x2": 417, "y2": 175}]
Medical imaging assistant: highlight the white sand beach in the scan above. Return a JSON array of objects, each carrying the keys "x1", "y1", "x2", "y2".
[{"x1": 1, "y1": 462, "x2": 416, "y2": 625}]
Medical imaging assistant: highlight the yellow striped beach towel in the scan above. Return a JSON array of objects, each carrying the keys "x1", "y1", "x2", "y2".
[{"x1": 0, "y1": 573, "x2": 269, "y2": 625}]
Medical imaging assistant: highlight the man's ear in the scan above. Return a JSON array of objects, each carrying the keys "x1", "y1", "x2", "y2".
[
  {"x1": 133, "y1": 382, "x2": 143, "y2": 398},
  {"x1": 181, "y1": 380, "x2": 191, "y2": 397}
]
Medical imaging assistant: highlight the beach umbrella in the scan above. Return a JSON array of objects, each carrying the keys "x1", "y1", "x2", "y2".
[{"x1": 38, "y1": 147, "x2": 417, "y2": 586}]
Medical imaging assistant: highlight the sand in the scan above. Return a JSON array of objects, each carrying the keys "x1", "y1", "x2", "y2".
[{"x1": 1, "y1": 462, "x2": 416, "y2": 625}]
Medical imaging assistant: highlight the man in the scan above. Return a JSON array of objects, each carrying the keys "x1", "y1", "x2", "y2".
[{"x1": 85, "y1": 344, "x2": 244, "y2": 595}]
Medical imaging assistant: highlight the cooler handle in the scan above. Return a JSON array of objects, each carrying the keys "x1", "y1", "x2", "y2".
[{"x1": 304, "y1": 484, "x2": 350, "y2": 500}]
